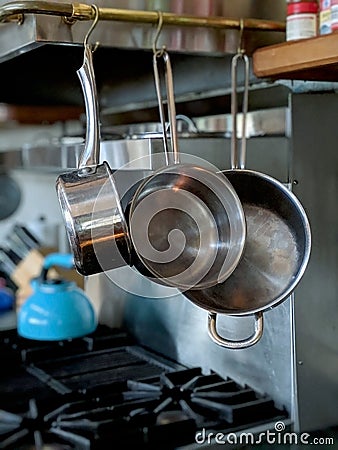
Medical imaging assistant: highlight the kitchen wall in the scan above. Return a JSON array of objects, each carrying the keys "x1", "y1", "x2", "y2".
[
  {"x1": 0, "y1": 121, "x2": 83, "y2": 248},
  {"x1": 0, "y1": 170, "x2": 63, "y2": 246}
]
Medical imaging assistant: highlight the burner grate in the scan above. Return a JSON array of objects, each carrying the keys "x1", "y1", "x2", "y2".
[
  {"x1": 0, "y1": 326, "x2": 133, "y2": 364},
  {"x1": 121, "y1": 368, "x2": 287, "y2": 430},
  {"x1": 0, "y1": 326, "x2": 289, "y2": 449},
  {"x1": 35, "y1": 348, "x2": 147, "y2": 378},
  {"x1": 0, "y1": 368, "x2": 61, "y2": 414},
  {"x1": 30, "y1": 346, "x2": 175, "y2": 395}
]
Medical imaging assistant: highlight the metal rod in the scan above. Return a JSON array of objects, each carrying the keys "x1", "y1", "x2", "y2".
[
  {"x1": 0, "y1": 0, "x2": 286, "y2": 33},
  {"x1": 0, "y1": 1, "x2": 75, "y2": 22}
]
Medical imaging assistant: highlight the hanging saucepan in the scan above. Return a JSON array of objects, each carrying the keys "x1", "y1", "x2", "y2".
[
  {"x1": 56, "y1": 9, "x2": 132, "y2": 276},
  {"x1": 183, "y1": 51, "x2": 312, "y2": 349},
  {"x1": 128, "y1": 47, "x2": 246, "y2": 291}
]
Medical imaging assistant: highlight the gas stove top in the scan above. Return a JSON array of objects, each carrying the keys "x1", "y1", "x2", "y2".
[{"x1": 0, "y1": 326, "x2": 288, "y2": 449}]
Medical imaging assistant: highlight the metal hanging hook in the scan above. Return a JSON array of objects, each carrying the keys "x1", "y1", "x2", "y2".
[
  {"x1": 237, "y1": 18, "x2": 245, "y2": 54},
  {"x1": 152, "y1": 10, "x2": 165, "y2": 56},
  {"x1": 84, "y1": 4, "x2": 99, "y2": 48},
  {"x1": 152, "y1": 10, "x2": 169, "y2": 165}
]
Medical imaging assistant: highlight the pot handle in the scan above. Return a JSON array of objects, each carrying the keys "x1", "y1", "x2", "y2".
[
  {"x1": 207, "y1": 312, "x2": 263, "y2": 349},
  {"x1": 231, "y1": 51, "x2": 249, "y2": 170},
  {"x1": 153, "y1": 48, "x2": 180, "y2": 166},
  {"x1": 76, "y1": 6, "x2": 100, "y2": 170},
  {"x1": 77, "y1": 44, "x2": 100, "y2": 170}
]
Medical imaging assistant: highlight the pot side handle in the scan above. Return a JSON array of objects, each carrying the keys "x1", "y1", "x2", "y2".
[{"x1": 207, "y1": 312, "x2": 263, "y2": 349}]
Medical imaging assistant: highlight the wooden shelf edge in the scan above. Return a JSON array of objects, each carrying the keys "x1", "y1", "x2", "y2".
[
  {"x1": 252, "y1": 33, "x2": 338, "y2": 81},
  {"x1": 0, "y1": 104, "x2": 84, "y2": 124}
]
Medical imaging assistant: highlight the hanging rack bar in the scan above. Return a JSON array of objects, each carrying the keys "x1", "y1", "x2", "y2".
[{"x1": 0, "y1": 1, "x2": 286, "y2": 32}]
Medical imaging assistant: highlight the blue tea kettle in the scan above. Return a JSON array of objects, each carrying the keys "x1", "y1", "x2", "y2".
[{"x1": 18, "y1": 253, "x2": 97, "y2": 340}]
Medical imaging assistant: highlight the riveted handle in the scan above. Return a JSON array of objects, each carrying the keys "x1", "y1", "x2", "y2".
[{"x1": 208, "y1": 312, "x2": 263, "y2": 349}]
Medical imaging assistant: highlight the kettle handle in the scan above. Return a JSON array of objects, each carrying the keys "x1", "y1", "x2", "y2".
[
  {"x1": 40, "y1": 253, "x2": 74, "y2": 281},
  {"x1": 43, "y1": 253, "x2": 74, "y2": 270}
]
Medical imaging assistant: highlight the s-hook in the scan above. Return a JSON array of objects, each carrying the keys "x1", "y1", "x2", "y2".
[
  {"x1": 152, "y1": 10, "x2": 165, "y2": 57},
  {"x1": 152, "y1": 11, "x2": 170, "y2": 165},
  {"x1": 84, "y1": 4, "x2": 100, "y2": 52},
  {"x1": 237, "y1": 18, "x2": 245, "y2": 54}
]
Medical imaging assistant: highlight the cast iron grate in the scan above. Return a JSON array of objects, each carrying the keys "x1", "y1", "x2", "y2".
[
  {"x1": 0, "y1": 327, "x2": 289, "y2": 449},
  {"x1": 0, "y1": 325, "x2": 133, "y2": 364}
]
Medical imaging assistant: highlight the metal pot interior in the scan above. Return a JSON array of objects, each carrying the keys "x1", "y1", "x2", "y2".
[
  {"x1": 183, "y1": 169, "x2": 311, "y2": 315},
  {"x1": 128, "y1": 163, "x2": 246, "y2": 290}
]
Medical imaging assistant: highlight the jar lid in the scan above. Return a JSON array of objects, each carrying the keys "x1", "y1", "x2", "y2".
[{"x1": 287, "y1": 2, "x2": 319, "y2": 14}]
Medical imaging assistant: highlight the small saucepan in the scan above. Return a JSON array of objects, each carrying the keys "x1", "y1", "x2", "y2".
[
  {"x1": 128, "y1": 49, "x2": 246, "y2": 291},
  {"x1": 56, "y1": 37, "x2": 132, "y2": 276},
  {"x1": 183, "y1": 52, "x2": 312, "y2": 349}
]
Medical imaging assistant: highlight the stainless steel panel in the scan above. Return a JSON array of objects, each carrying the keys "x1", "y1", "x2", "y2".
[
  {"x1": 104, "y1": 135, "x2": 290, "y2": 181},
  {"x1": 0, "y1": 42, "x2": 292, "y2": 116},
  {"x1": 179, "y1": 136, "x2": 289, "y2": 181},
  {"x1": 290, "y1": 93, "x2": 338, "y2": 432},
  {"x1": 194, "y1": 107, "x2": 287, "y2": 137},
  {"x1": 110, "y1": 107, "x2": 287, "y2": 137},
  {"x1": 0, "y1": 15, "x2": 40, "y2": 61},
  {"x1": 86, "y1": 267, "x2": 294, "y2": 414},
  {"x1": 3, "y1": 133, "x2": 290, "y2": 180},
  {"x1": 0, "y1": 1, "x2": 287, "y2": 113},
  {"x1": 100, "y1": 138, "x2": 161, "y2": 170},
  {"x1": 0, "y1": 149, "x2": 22, "y2": 168},
  {"x1": 0, "y1": 0, "x2": 286, "y2": 60},
  {"x1": 86, "y1": 129, "x2": 293, "y2": 415},
  {"x1": 21, "y1": 142, "x2": 63, "y2": 170}
]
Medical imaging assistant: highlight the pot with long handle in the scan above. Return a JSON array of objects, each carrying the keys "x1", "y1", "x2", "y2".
[
  {"x1": 56, "y1": 41, "x2": 132, "y2": 276},
  {"x1": 128, "y1": 48, "x2": 246, "y2": 291},
  {"x1": 183, "y1": 51, "x2": 312, "y2": 349}
]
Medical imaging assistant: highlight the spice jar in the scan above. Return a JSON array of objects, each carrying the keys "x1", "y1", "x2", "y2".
[
  {"x1": 332, "y1": 0, "x2": 338, "y2": 31},
  {"x1": 286, "y1": 1, "x2": 319, "y2": 41},
  {"x1": 319, "y1": 0, "x2": 338, "y2": 33},
  {"x1": 320, "y1": 0, "x2": 332, "y2": 34}
]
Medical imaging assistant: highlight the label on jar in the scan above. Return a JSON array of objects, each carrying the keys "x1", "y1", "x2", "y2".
[
  {"x1": 320, "y1": 0, "x2": 332, "y2": 34},
  {"x1": 287, "y1": 14, "x2": 318, "y2": 41},
  {"x1": 321, "y1": 0, "x2": 331, "y2": 8},
  {"x1": 320, "y1": 9, "x2": 332, "y2": 33},
  {"x1": 331, "y1": 1, "x2": 338, "y2": 30}
]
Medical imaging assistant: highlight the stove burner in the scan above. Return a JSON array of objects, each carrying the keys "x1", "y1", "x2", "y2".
[
  {"x1": 0, "y1": 327, "x2": 288, "y2": 449},
  {"x1": 0, "y1": 399, "x2": 73, "y2": 449},
  {"x1": 122, "y1": 368, "x2": 284, "y2": 428}
]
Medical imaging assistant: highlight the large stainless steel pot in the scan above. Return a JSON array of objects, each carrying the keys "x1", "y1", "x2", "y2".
[
  {"x1": 183, "y1": 52, "x2": 312, "y2": 349},
  {"x1": 128, "y1": 48, "x2": 246, "y2": 291},
  {"x1": 56, "y1": 43, "x2": 132, "y2": 276}
]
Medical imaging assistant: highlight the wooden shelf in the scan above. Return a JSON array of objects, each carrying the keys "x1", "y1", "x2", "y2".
[
  {"x1": 0, "y1": 104, "x2": 83, "y2": 124},
  {"x1": 253, "y1": 32, "x2": 338, "y2": 81}
]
